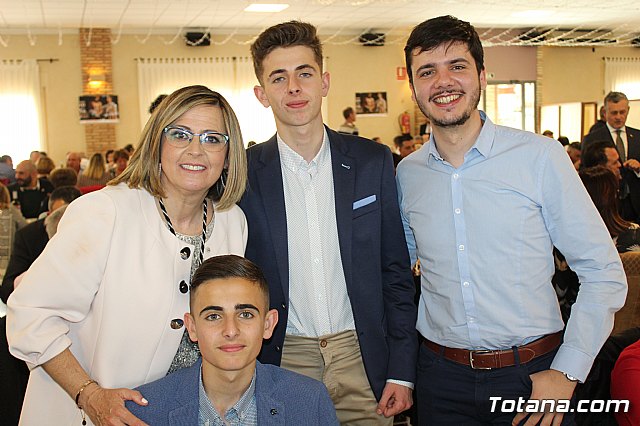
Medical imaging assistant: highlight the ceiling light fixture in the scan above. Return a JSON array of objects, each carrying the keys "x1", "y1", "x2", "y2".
[{"x1": 244, "y1": 4, "x2": 290, "y2": 13}]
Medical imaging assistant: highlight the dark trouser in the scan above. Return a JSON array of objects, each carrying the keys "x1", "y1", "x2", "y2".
[
  {"x1": 416, "y1": 342, "x2": 576, "y2": 425},
  {"x1": 0, "y1": 316, "x2": 29, "y2": 426}
]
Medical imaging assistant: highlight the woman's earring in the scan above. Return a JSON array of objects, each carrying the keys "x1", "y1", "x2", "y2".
[
  {"x1": 220, "y1": 169, "x2": 227, "y2": 189},
  {"x1": 158, "y1": 163, "x2": 162, "y2": 176}
]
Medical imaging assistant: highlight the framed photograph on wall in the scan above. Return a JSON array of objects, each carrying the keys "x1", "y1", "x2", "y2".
[
  {"x1": 79, "y1": 95, "x2": 119, "y2": 123},
  {"x1": 355, "y1": 92, "x2": 387, "y2": 116}
]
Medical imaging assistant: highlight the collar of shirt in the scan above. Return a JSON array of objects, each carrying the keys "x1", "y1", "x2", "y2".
[
  {"x1": 606, "y1": 122, "x2": 626, "y2": 135},
  {"x1": 276, "y1": 128, "x2": 330, "y2": 178},
  {"x1": 20, "y1": 178, "x2": 41, "y2": 192},
  {"x1": 426, "y1": 111, "x2": 495, "y2": 167},
  {"x1": 198, "y1": 366, "x2": 257, "y2": 426}
]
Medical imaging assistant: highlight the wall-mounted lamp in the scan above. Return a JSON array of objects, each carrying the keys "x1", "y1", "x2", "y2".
[{"x1": 88, "y1": 73, "x2": 105, "y2": 89}]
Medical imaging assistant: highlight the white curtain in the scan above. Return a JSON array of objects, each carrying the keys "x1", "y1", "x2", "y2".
[
  {"x1": 0, "y1": 59, "x2": 43, "y2": 162},
  {"x1": 604, "y1": 57, "x2": 640, "y2": 100},
  {"x1": 137, "y1": 57, "x2": 276, "y2": 145}
]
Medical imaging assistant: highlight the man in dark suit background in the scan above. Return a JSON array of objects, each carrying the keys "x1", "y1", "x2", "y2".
[
  {"x1": 240, "y1": 21, "x2": 417, "y2": 425},
  {"x1": 583, "y1": 91, "x2": 640, "y2": 221}
]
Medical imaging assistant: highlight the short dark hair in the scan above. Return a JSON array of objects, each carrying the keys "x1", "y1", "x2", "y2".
[
  {"x1": 557, "y1": 136, "x2": 570, "y2": 146},
  {"x1": 49, "y1": 185, "x2": 82, "y2": 210},
  {"x1": 149, "y1": 94, "x2": 168, "y2": 114},
  {"x1": 581, "y1": 140, "x2": 616, "y2": 169},
  {"x1": 568, "y1": 142, "x2": 581, "y2": 151},
  {"x1": 604, "y1": 91, "x2": 628, "y2": 106},
  {"x1": 394, "y1": 134, "x2": 413, "y2": 149},
  {"x1": 404, "y1": 15, "x2": 484, "y2": 85},
  {"x1": 251, "y1": 21, "x2": 323, "y2": 83},
  {"x1": 0, "y1": 155, "x2": 11, "y2": 163},
  {"x1": 190, "y1": 255, "x2": 269, "y2": 308},
  {"x1": 343, "y1": 107, "x2": 354, "y2": 120},
  {"x1": 49, "y1": 167, "x2": 78, "y2": 188}
]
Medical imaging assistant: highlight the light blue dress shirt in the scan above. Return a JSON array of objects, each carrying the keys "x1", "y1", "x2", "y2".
[{"x1": 396, "y1": 112, "x2": 627, "y2": 381}]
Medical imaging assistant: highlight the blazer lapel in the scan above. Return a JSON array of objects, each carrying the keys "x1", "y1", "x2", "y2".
[
  {"x1": 255, "y1": 136, "x2": 290, "y2": 296},
  {"x1": 328, "y1": 128, "x2": 355, "y2": 291},
  {"x1": 255, "y1": 363, "x2": 286, "y2": 425},
  {"x1": 168, "y1": 361, "x2": 201, "y2": 425}
]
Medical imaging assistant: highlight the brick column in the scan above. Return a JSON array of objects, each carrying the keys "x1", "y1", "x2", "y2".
[{"x1": 79, "y1": 28, "x2": 116, "y2": 155}]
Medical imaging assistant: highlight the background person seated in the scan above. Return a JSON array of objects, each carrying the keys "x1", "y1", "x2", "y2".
[
  {"x1": 126, "y1": 255, "x2": 338, "y2": 425},
  {"x1": 0, "y1": 185, "x2": 82, "y2": 426},
  {"x1": 77, "y1": 153, "x2": 110, "y2": 189},
  {"x1": 7, "y1": 160, "x2": 54, "y2": 219}
]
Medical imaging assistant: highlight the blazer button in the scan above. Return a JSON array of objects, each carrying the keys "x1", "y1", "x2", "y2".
[
  {"x1": 275, "y1": 345, "x2": 281, "y2": 352},
  {"x1": 270, "y1": 409, "x2": 278, "y2": 415},
  {"x1": 281, "y1": 303, "x2": 286, "y2": 309},
  {"x1": 170, "y1": 319, "x2": 184, "y2": 329},
  {"x1": 179, "y1": 280, "x2": 189, "y2": 294},
  {"x1": 180, "y1": 247, "x2": 191, "y2": 260}
]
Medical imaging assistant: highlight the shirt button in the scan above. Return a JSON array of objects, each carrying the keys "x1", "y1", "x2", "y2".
[
  {"x1": 463, "y1": 281, "x2": 469, "y2": 287},
  {"x1": 455, "y1": 208, "x2": 461, "y2": 214},
  {"x1": 458, "y1": 245, "x2": 465, "y2": 251},
  {"x1": 180, "y1": 247, "x2": 190, "y2": 260},
  {"x1": 314, "y1": 258, "x2": 320, "y2": 264},
  {"x1": 453, "y1": 173, "x2": 459, "y2": 179},
  {"x1": 170, "y1": 319, "x2": 184, "y2": 329},
  {"x1": 468, "y1": 317, "x2": 475, "y2": 323},
  {"x1": 320, "y1": 339, "x2": 328, "y2": 348},
  {"x1": 179, "y1": 280, "x2": 189, "y2": 294}
]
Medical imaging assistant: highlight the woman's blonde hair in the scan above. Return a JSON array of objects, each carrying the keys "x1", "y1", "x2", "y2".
[
  {"x1": 36, "y1": 156, "x2": 56, "y2": 176},
  {"x1": 84, "y1": 153, "x2": 107, "y2": 180},
  {"x1": 0, "y1": 183, "x2": 11, "y2": 209},
  {"x1": 109, "y1": 85, "x2": 247, "y2": 211}
]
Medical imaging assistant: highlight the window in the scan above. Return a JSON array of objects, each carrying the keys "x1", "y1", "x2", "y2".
[
  {"x1": 480, "y1": 81, "x2": 536, "y2": 132},
  {"x1": 0, "y1": 60, "x2": 43, "y2": 161}
]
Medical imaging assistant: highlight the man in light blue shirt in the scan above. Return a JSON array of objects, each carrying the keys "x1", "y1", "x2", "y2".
[{"x1": 397, "y1": 15, "x2": 627, "y2": 425}]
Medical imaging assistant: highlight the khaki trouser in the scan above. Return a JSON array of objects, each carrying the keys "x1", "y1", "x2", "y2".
[{"x1": 280, "y1": 330, "x2": 393, "y2": 426}]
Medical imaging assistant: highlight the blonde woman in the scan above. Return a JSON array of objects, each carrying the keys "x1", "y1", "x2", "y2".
[
  {"x1": 8, "y1": 85, "x2": 248, "y2": 425},
  {"x1": 77, "y1": 153, "x2": 110, "y2": 188}
]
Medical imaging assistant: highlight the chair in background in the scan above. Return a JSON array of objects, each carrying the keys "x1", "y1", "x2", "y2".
[
  {"x1": 0, "y1": 212, "x2": 14, "y2": 274},
  {"x1": 614, "y1": 252, "x2": 640, "y2": 334}
]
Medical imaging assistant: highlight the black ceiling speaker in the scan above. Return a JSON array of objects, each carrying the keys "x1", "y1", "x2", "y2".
[
  {"x1": 185, "y1": 32, "x2": 210, "y2": 46},
  {"x1": 359, "y1": 33, "x2": 385, "y2": 46}
]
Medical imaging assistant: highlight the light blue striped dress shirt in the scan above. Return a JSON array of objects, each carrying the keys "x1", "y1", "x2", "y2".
[{"x1": 396, "y1": 112, "x2": 627, "y2": 381}]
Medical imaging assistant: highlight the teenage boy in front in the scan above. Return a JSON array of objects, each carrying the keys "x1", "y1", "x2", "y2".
[{"x1": 126, "y1": 255, "x2": 338, "y2": 425}]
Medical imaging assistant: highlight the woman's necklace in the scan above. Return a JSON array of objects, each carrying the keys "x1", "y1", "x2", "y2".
[{"x1": 158, "y1": 197, "x2": 207, "y2": 265}]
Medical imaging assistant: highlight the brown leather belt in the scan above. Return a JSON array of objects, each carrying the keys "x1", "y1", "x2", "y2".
[{"x1": 423, "y1": 331, "x2": 562, "y2": 370}]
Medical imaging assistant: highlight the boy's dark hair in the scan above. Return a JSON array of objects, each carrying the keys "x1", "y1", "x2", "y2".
[
  {"x1": 148, "y1": 94, "x2": 168, "y2": 114},
  {"x1": 49, "y1": 167, "x2": 78, "y2": 188},
  {"x1": 48, "y1": 185, "x2": 82, "y2": 210},
  {"x1": 342, "y1": 107, "x2": 354, "y2": 120},
  {"x1": 251, "y1": 21, "x2": 323, "y2": 83},
  {"x1": 404, "y1": 15, "x2": 484, "y2": 85},
  {"x1": 190, "y1": 255, "x2": 269, "y2": 307}
]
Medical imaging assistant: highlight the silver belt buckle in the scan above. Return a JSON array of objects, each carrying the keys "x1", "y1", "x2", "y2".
[{"x1": 469, "y1": 350, "x2": 493, "y2": 370}]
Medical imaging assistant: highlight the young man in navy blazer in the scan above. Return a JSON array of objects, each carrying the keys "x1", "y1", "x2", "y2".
[
  {"x1": 239, "y1": 21, "x2": 417, "y2": 424},
  {"x1": 126, "y1": 255, "x2": 338, "y2": 425}
]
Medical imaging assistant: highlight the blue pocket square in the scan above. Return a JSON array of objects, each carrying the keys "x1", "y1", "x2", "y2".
[{"x1": 353, "y1": 195, "x2": 376, "y2": 210}]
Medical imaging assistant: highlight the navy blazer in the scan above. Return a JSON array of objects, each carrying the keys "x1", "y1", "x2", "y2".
[
  {"x1": 126, "y1": 360, "x2": 338, "y2": 425},
  {"x1": 239, "y1": 127, "x2": 417, "y2": 400},
  {"x1": 583, "y1": 125, "x2": 640, "y2": 218}
]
